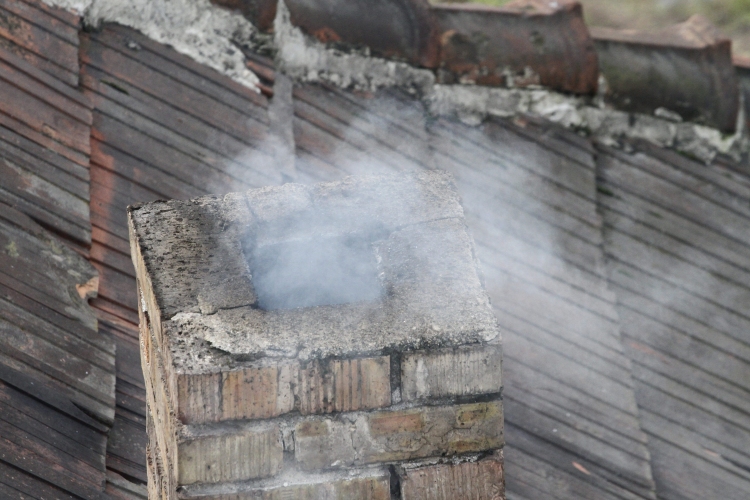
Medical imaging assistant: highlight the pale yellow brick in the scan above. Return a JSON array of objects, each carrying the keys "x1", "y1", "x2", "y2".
[
  {"x1": 178, "y1": 425, "x2": 283, "y2": 485},
  {"x1": 298, "y1": 356, "x2": 391, "y2": 414},
  {"x1": 294, "y1": 401, "x2": 503, "y2": 470},
  {"x1": 401, "y1": 345, "x2": 502, "y2": 401},
  {"x1": 181, "y1": 470, "x2": 391, "y2": 500},
  {"x1": 142, "y1": 315, "x2": 284, "y2": 487}
]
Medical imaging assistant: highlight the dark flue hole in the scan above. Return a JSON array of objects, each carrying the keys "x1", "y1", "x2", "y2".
[
  {"x1": 389, "y1": 464, "x2": 402, "y2": 500},
  {"x1": 248, "y1": 233, "x2": 384, "y2": 311}
]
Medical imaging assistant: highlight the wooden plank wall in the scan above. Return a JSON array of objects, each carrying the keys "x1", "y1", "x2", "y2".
[
  {"x1": 0, "y1": 0, "x2": 80, "y2": 86},
  {"x1": 290, "y1": 84, "x2": 657, "y2": 500},
  {"x1": 0, "y1": 0, "x2": 91, "y2": 253},
  {"x1": 3, "y1": 7, "x2": 750, "y2": 499},
  {"x1": 430, "y1": 117, "x2": 657, "y2": 500},
  {"x1": 597, "y1": 142, "x2": 750, "y2": 500},
  {"x1": 0, "y1": 1, "x2": 117, "y2": 498},
  {"x1": 79, "y1": 24, "x2": 277, "y2": 494},
  {"x1": 0, "y1": 203, "x2": 114, "y2": 499}
]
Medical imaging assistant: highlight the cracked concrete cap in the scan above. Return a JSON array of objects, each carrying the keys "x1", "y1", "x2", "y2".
[{"x1": 128, "y1": 171, "x2": 499, "y2": 367}]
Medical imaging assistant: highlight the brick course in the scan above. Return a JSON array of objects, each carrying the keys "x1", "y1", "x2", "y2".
[
  {"x1": 401, "y1": 345, "x2": 503, "y2": 401},
  {"x1": 294, "y1": 401, "x2": 503, "y2": 470},
  {"x1": 297, "y1": 356, "x2": 391, "y2": 414},
  {"x1": 400, "y1": 453, "x2": 505, "y2": 500}
]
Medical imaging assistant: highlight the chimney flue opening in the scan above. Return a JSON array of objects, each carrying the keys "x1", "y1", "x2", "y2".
[{"x1": 246, "y1": 231, "x2": 385, "y2": 311}]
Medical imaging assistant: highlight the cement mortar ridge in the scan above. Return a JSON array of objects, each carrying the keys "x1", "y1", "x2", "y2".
[
  {"x1": 271, "y1": 0, "x2": 748, "y2": 164},
  {"x1": 42, "y1": 0, "x2": 262, "y2": 91},
  {"x1": 42, "y1": 0, "x2": 748, "y2": 163},
  {"x1": 273, "y1": 0, "x2": 435, "y2": 94},
  {"x1": 427, "y1": 84, "x2": 749, "y2": 164}
]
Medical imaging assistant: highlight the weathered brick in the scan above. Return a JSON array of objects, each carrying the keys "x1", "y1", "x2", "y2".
[
  {"x1": 294, "y1": 401, "x2": 503, "y2": 470},
  {"x1": 263, "y1": 476, "x2": 390, "y2": 500},
  {"x1": 151, "y1": 325, "x2": 391, "y2": 426},
  {"x1": 135, "y1": 228, "x2": 298, "y2": 436},
  {"x1": 294, "y1": 419, "x2": 357, "y2": 469},
  {"x1": 178, "y1": 425, "x2": 283, "y2": 485},
  {"x1": 184, "y1": 470, "x2": 391, "y2": 500},
  {"x1": 146, "y1": 354, "x2": 286, "y2": 487},
  {"x1": 176, "y1": 362, "x2": 297, "y2": 424},
  {"x1": 154, "y1": 331, "x2": 390, "y2": 425},
  {"x1": 149, "y1": 319, "x2": 388, "y2": 424},
  {"x1": 401, "y1": 345, "x2": 502, "y2": 401},
  {"x1": 298, "y1": 356, "x2": 391, "y2": 414},
  {"x1": 141, "y1": 315, "x2": 179, "y2": 489},
  {"x1": 146, "y1": 445, "x2": 168, "y2": 500},
  {"x1": 131, "y1": 173, "x2": 504, "y2": 498},
  {"x1": 139, "y1": 283, "x2": 296, "y2": 425},
  {"x1": 191, "y1": 472, "x2": 391, "y2": 500},
  {"x1": 177, "y1": 370, "x2": 221, "y2": 422},
  {"x1": 129, "y1": 172, "x2": 499, "y2": 365},
  {"x1": 142, "y1": 315, "x2": 284, "y2": 487},
  {"x1": 400, "y1": 453, "x2": 505, "y2": 500}
]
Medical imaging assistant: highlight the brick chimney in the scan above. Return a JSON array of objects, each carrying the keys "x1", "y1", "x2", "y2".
[{"x1": 128, "y1": 172, "x2": 504, "y2": 499}]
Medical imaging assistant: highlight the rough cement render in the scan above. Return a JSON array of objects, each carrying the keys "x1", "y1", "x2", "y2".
[
  {"x1": 128, "y1": 172, "x2": 500, "y2": 367},
  {"x1": 42, "y1": 0, "x2": 262, "y2": 91},
  {"x1": 426, "y1": 83, "x2": 749, "y2": 164}
]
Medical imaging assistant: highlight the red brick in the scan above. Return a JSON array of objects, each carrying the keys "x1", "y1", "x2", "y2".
[{"x1": 400, "y1": 453, "x2": 505, "y2": 500}]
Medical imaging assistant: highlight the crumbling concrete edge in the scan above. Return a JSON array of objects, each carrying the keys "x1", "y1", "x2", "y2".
[
  {"x1": 42, "y1": 0, "x2": 262, "y2": 91},
  {"x1": 272, "y1": 0, "x2": 748, "y2": 164},
  {"x1": 42, "y1": 0, "x2": 749, "y2": 163},
  {"x1": 427, "y1": 84, "x2": 749, "y2": 164},
  {"x1": 273, "y1": 0, "x2": 435, "y2": 95}
]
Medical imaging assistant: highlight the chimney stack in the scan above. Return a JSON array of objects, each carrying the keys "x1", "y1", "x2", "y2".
[{"x1": 129, "y1": 172, "x2": 504, "y2": 499}]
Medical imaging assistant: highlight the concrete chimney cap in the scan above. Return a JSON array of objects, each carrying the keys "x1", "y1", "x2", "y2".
[{"x1": 128, "y1": 171, "x2": 500, "y2": 367}]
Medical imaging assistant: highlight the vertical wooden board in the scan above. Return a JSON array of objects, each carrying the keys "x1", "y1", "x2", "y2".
[
  {"x1": 0, "y1": 196, "x2": 114, "y2": 499},
  {"x1": 0, "y1": 60, "x2": 91, "y2": 155},
  {"x1": 81, "y1": 33, "x2": 268, "y2": 141},
  {"x1": 0, "y1": 211, "x2": 97, "y2": 326},
  {"x1": 92, "y1": 261, "x2": 138, "y2": 314},
  {"x1": 0, "y1": 117, "x2": 89, "y2": 182},
  {"x1": 645, "y1": 433, "x2": 750, "y2": 500},
  {"x1": 0, "y1": 154, "x2": 89, "y2": 224},
  {"x1": 0, "y1": 3, "x2": 91, "y2": 251},
  {"x1": 0, "y1": 380, "x2": 105, "y2": 460},
  {"x1": 2, "y1": 0, "x2": 80, "y2": 30},
  {"x1": 598, "y1": 147, "x2": 750, "y2": 500},
  {"x1": 0, "y1": 135, "x2": 89, "y2": 199},
  {"x1": 0, "y1": 433, "x2": 108, "y2": 499},
  {"x1": 0, "y1": 460, "x2": 80, "y2": 500},
  {"x1": 91, "y1": 24, "x2": 268, "y2": 115},
  {"x1": 82, "y1": 66, "x2": 278, "y2": 184},
  {"x1": 0, "y1": 4, "x2": 79, "y2": 85}
]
